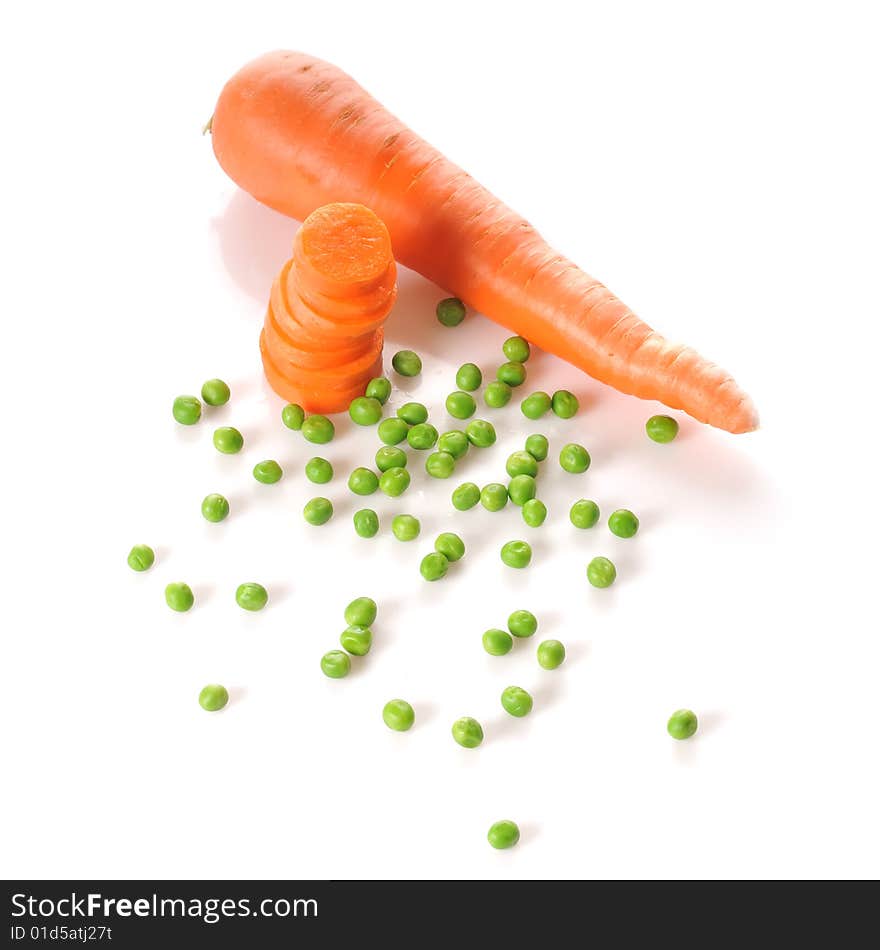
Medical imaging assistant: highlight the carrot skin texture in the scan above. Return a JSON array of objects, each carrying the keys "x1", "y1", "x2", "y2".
[{"x1": 212, "y1": 52, "x2": 757, "y2": 433}]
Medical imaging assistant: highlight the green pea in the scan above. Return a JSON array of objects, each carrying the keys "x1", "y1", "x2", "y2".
[
  {"x1": 407, "y1": 422, "x2": 438, "y2": 450},
  {"x1": 484, "y1": 380, "x2": 512, "y2": 409},
  {"x1": 165, "y1": 582, "x2": 194, "y2": 612},
  {"x1": 506, "y1": 450, "x2": 539, "y2": 478},
  {"x1": 501, "y1": 685, "x2": 533, "y2": 717},
  {"x1": 452, "y1": 482, "x2": 481, "y2": 511},
  {"x1": 383, "y1": 699, "x2": 415, "y2": 732},
  {"x1": 508, "y1": 474, "x2": 537, "y2": 507},
  {"x1": 340, "y1": 624, "x2": 373, "y2": 656},
  {"x1": 456, "y1": 362, "x2": 482, "y2": 391},
  {"x1": 570, "y1": 499, "x2": 600, "y2": 529},
  {"x1": 420, "y1": 551, "x2": 449, "y2": 581},
  {"x1": 365, "y1": 377, "x2": 392, "y2": 405},
  {"x1": 172, "y1": 395, "x2": 201, "y2": 425},
  {"x1": 502, "y1": 335, "x2": 531, "y2": 363},
  {"x1": 482, "y1": 629, "x2": 513, "y2": 656},
  {"x1": 353, "y1": 508, "x2": 379, "y2": 538},
  {"x1": 379, "y1": 466, "x2": 411, "y2": 497},
  {"x1": 302, "y1": 415, "x2": 335, "y2": 444},
  {"x1": 305, "y1": 457, "x2": 333, "y2": 484},
  {"x1": 667, "y1": 709, "x2": 698, "y2": 740},
  {"x1": 551, "y1": 389, "x2": 579, "y2": 418},
  {"x1": 438, "y1": 430, "x2": 469, "y2": 460},
  {"x1": 426, "y1": 451, "x2": 456, "y2": 479},
  {"x1": 608, "y1": 508, "x2": 639, "y2": 538},
  {"x1": 321, "y1": 650, "x2": 351, "y2": 679},
  {"x1": 303, "y1": 497, "x2": 333, "y2": 525},
  {"x1": 451, "y1": 716, "x2": 483, "y2": 749},
  {"x1": 481, "y1": 483, "x2": 508, "y2": 512},
  {"x1": 392, "y1": 514, "x2": 420, "y2": 542},
  {"x1": 466, "y1": 419, "x2": 496, "y2": 447},
  {"x1": 508, "y1": 609, "x2": 537, "y2": 638},
  {"x1": 500, "y1": 540, "x2": 532, "y2": 569},
  {"x1": 281, "y1": 403, "x2": 305, "y2": 430},
  {"x1": 587, "y1": 556, "x2": 616, "y2": 588},
  {"x1": 212, "y1": 426, "x2": 243, "y2": 454},
  {"x1": 198, "y1": 684, "x2": 228, "y2": 712},
  {"x1": 127, "y1": 543, "x2": 154, "y2": 572},
  {"x1": 378, "y1": 417, "x2": 409, "y2": 445},
  {"x1": 647, "y1": 414, "x2": 679, "y2": 443},
  {"x1": 253, "y1": 459, "x2": 283, "y2": 484},
  {"x1": 344, "y1": 596, "x2": 377, "y2": 627},
  {"x1": 537, "y1": 639, "x2": 566, "y2": 670},
  {"x1": 525, "y1": 433, "x2": 549, "y2": 461},
  {"x1": 397, "y1": 402, "x2": 428, "y2": 425},
  {"x1": 446, "y1": 390, "x2": 476, "y2": 419},
  {"x1": 348, "y1": 467, "x2": 379, "y2": 495},
  {"x1": 392, "y1": 349, "x2": 422, "y2": 377},
  {"x1": 236, "y1": 582, "x2": 268, "y2": 611},
  {"x1": 559, "y1": 443, "x2": 590, "y2": 473},
  {"x1": 521, "y1": 391, "x2": 551, "y2": 420},
  {"x1": 497, "y1": 361, "x2": 527, "y2": 387},
  {"x1": 375, "y1": 446, "x2": 407, "y2": 472},
  {"x1": 201, "y1": 493, "x2": 230, "y2": 523},
  {"x1": 435, "y1": 532, "x2": 465, "y2": 562},
  {"x1": 522, "y1": 498, "x2": 547, "y2": 528},
  {"x1": 487, "y1": 819, "x2": 520, "y2": 850},
  {"x1": 201, "y1": 378, "x2": 230, "y2": 407},
  {"x1": 349, "y1": 396, "x2": 383, "y2": 426},
  {"x1": 436, "y1": 297, "x2": 466, "y2": 327}
]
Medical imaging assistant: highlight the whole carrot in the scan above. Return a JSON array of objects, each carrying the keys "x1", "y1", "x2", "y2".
[{"x1": 211, "y1": 51, "x2": 757, "y2": 433}]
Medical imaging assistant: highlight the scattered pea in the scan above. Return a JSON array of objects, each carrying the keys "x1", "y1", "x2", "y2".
[
  {"x1": 407, "y1": 422, "x2": 438, "y2": 450},
  {"x1": 212, "y1": 426, "x2": 243, "y2": 454},
  {"x1": 305, "y1": 457, "x2": 333, "y2": 484},
  {"x1": 487, "y1": 820, "x2": 520, "y2": 850},
  {"x1": 481, "y1": 483, "x2": 508, "y2": 512},
  {"x1": 378, "y1": 417, "x2": 410, "y2": 445},
  {"x1": 392, "y1": 349, "x2": 422, "y2": 377},
  {"x1": 348, "y1": 467, "x2": 379, "y2": 496},
  {"x1": 437, "y1": 430, "x2": 469, "y2": 460},
  {"x1": 235, "y1": 582, "x2": 268, "y2": 612},
  {"x1": 570, "y1": 499, "x2": 600, "y2": 529},
  {"x1": 551, "y1": 389, "x2": 579, "y2": 418},
  {"x1": 420, "y1": 551, "x2": 449, "y2": 581},
  {"x1": 537, "y1": 639, "x2": 566, "y2": 670},
  {"x1": 253, "y1": 459, "x2": 283, "y2": 484},
  {"x1": 365, "y1": 377, "x2": 392, "y2": 405},
  {"x1": 426, "y1": 451, "x2": 456, "y2": 478},
  {"x1": 321, "y1": 650, "x2": 351, "y2": 679},
  {"x1": 451, "y1": 717, "x2": 484, "y2": 749},
  {"x1": 344, "y1": 596, "x2": 377, "y2": 627},
  {"x1": 506, "y1": 450, "x2": 539, "y2": 478},
  {"x1": 281, "y1": 403, "x2": 305, "y2": 430},
  {"x1": 303, "y1": 497, "x2": 333, "y2": 526},
  {"x1": 376, "y1": 446, "x2": 407, "y2": 472},
  {"x1": 302, "y1": 415, "x2": 335, "y2": 444},
  {"x1": 608, "y1": 508, "x2": 639, "y2": 538},
  {"x1": 435, "y1": 532, "x2": 465, "y2": 562},
  {"x1": 127, "y1": 543, "x2": 154, "y2": 572},
  {"x1": 452, "y1": 482, "x2": 481, "y2": 511},
  {"x1": 482, "y1": 629, "x2": 514, "y2": 656},
  {"x1": 379, "y1": 466, "x2": 411, "y2": 497},
  {"x1": 497, "y1": 361, "x2": 527, "y2": 387},
  {"x1": 500, "y1": 540, "x2": 532, "y2": 569},
  {"x1": 525, "y1": 434, "x2": 549, "y2": 461},
  {"x1": 667, "y1": 709, "x2": 698, "y2": 740},
  {"x1": 172, "y1": 395, "x2": 201, "y2": 426},
  {"x1": 383, "y1": 699, "x2": 416, "y2": 731},
  {"x1": 392, "y1": 514, "x2": 420, "y2": 542},
  {"x1": 466, "y1": 419, "x2": 497, "y2": 447},
  {"x1": 349, "y1": 395, "x2": 383, "y2": 426},
  {"x1": 559, "y1": 443, "x2": 590, "y2": 473},
  {"x1": 340, "y1": 625, "x2": 372, "y2": 655},
  {"x1": 587, "y1": 556, "x2": 616, "y2": 588},
  {"x1": 501, "y1": 685, "x2": 533, "y2": 717},
  {"x1": 436, "y1": 297, "x2": 466, "y2": 327},
  {"x1": 353, "y1": 508, "x2": 379, "y2": 538},
  {"x1": 397, "y1": 402, "x2": 428, "y2": 425},
  {"x1": 446, "y1": 390, "x2": 476, "y2": 419},
  {"x1": 201, "y1": 493, "x2": 230, "y2": 523},
  {"x1": 502, "y1": 335, "x2": 531, "y2": 363},
  {"x1": 484, "y1": 380, "x2": 512, "y2": 408},
  {"x1": 198, "y1": 684, "x2": 228, "y2": 712},
  {"x1": 521, "y1": 391, "x2": 552, "y2": 420},
  {"x1": 647, "y1": 414, "x2": 679, "y2": 443},
  {"x1": 201, "y1": 378, "x2": 230, "y2": 407},
  {"x1": 522, "y1": 498, "x2": 547, "y2": 527},
  {"x1": 508, "y1": 474, "x2": 537, "y2": 507},
  {"x1": 456, "y1": 362, "x2": 483, "y2": 391},
  {"x1": 165, "y1": 582, "x2": 194, "y2": 612},
  {"x1": 508, "y1": 609, "x2": 537, "y2": 638}
]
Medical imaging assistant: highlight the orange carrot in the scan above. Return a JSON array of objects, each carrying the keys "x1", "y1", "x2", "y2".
[
  {"x1": 260, "y1": 201, "x2": 396, "y2": 412},
  {"x1": 211, "y1": 51, "x2": 757, "y2": 432}
]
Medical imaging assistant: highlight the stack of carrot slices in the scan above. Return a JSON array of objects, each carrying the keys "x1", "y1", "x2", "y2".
[{"x1": 260, "y1": 202, "x2": 397, "y2": 413}]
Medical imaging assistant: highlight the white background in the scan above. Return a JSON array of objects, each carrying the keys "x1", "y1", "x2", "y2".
[{"x1": 2, "y1": 0, "x2": 878, "y2": 880}]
